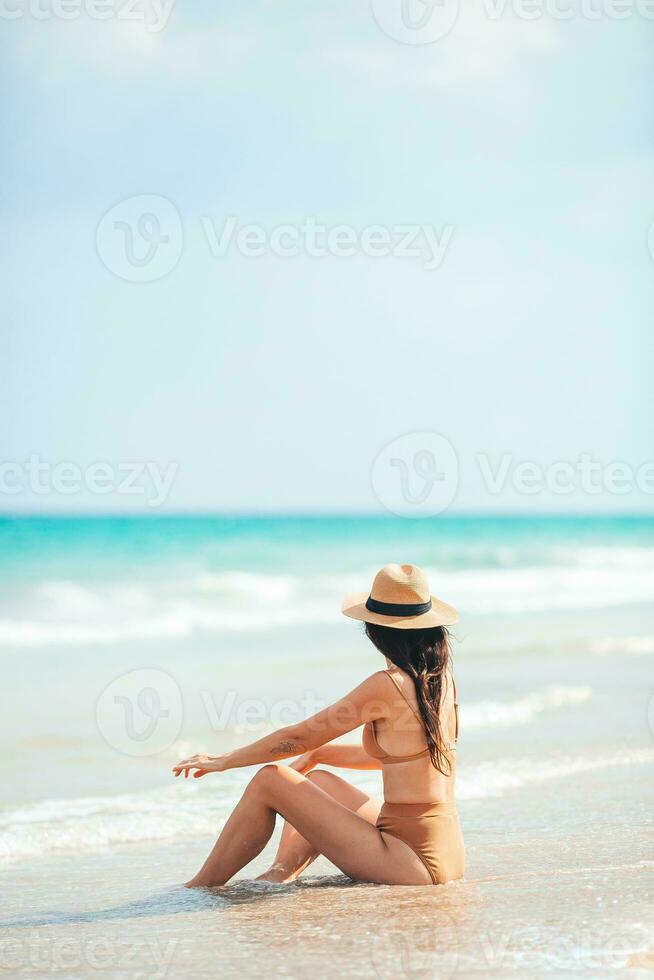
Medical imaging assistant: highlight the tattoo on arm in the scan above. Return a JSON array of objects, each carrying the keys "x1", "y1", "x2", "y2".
[{"x1": 269, "y1": 739, "x2": 302, "y2": 757}]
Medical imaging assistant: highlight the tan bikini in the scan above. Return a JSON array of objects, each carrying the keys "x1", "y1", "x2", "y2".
[{"x1": 363, "y1": 669, "x2": 465, "y2": 885}]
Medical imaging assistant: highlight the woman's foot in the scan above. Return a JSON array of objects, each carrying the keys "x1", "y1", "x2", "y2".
[{"x1": 256, "y1": 863, "x2": 303, "y2": 884}]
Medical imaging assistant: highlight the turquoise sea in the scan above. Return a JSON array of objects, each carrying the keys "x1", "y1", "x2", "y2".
[
  {"x1": 2, "y1": 514, "x2": 654, "y2": 632},
  {"x1": 1, "y1": 515, "x2": 653, "y2": 977}
]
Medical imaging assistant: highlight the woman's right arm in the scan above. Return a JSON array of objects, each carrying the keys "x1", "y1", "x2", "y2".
[
  {"x1": 291, "y1": 743, "x2": 382, "y2": 773},
  {"x1": 173, "y1": 670, "x2": 391, "y2": 778}
]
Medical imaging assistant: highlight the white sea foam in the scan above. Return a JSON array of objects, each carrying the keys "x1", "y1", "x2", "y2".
[
  {"x1": 458, "y1": 747, "x2": 654, "y2": 800},
  {"x1": 461, "y1": 685, "x2": 591, "y2": 729},
  {"x1": 550, "y1": 545, "x2": 654, "y2": 569},
  {"x1": 1, "y1": 546, "x2": 653, "y2": 649},
  {"x1": 194, "y1": 572, "x2": 298, "y2": 601},
  {"x1": 0, "y1": 782, "x2": 233, "y2": 864},
  {"x1": 1, "y1": 746, "x2": 651, "y2": 865},
  {"x1": 430, "y1": 563, "x2": 654, "y2": 615},
  {"x1": 0, "y1": 576, "x2": 336, "y2": 648},
  {"x1": 591, "y1": 636, "x2": 654, "y2": 656}
]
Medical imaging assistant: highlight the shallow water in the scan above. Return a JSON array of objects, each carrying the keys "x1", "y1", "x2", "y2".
[
  {"x1": 4, "y1": 768, "x2": 652, "y2": 979},
  {"x1": 1, "y1": 516, "x2": 653, "y2": 977}
]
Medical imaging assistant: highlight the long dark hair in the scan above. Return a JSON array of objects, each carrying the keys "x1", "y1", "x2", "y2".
[{"x1": 365, "y1": 622, "x2": 453, "y2": 775}]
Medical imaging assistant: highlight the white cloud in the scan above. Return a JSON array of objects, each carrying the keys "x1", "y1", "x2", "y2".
[
  {"x1": 8, "y1": 14, "x2": 258, "y2": 82},
  {"x1": 324, "y1": 2, "x2": 560, "y2": 87},
  {"x1": 6, "y1": 0, "x2": 560, "y2": 87}
]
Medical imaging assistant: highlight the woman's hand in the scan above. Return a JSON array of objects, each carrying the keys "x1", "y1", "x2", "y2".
[
  {"x1": 172, "y1": 754, "x2": 228, "y2": 779},
  {"x1": 289, "y1": 750, "x2": 321, "y2": 774}
]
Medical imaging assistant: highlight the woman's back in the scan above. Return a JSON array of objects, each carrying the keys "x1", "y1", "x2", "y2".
[{"x1": 363, "y1": 666, "x2": 458, "y2": 804}]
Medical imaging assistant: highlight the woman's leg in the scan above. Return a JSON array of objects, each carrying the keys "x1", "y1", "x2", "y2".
[
  {"x1": 185, "y1": 763, "x2": 432, "y2": 888},
  {"x1": 257, "y1": 769, "x2": 382, "y2": 883}
]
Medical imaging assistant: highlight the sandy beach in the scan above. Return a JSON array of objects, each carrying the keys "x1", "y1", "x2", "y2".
[
  {"x1": 1, "y1": 516, "x2": 653, "y2": 977},
  {"x1": 4, "y1": 0, "x2": 652, "y2": 970}
]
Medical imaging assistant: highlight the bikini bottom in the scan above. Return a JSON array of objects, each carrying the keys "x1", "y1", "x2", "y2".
[{"x1": 376, "y1": 801, "x2": 465, "y2": 885}]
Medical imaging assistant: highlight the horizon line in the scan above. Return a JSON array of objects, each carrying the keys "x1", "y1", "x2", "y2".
[{"x1": 0, "y1": 510, "x2": 652, "y2": 521}]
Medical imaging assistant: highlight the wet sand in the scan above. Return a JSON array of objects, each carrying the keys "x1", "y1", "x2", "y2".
[
  {"x1": 3, "y1": 750, "x2": 652, "y2": 979},
  {"x1": 1, "y1": 519, "x2": 653, "y2": 977}
]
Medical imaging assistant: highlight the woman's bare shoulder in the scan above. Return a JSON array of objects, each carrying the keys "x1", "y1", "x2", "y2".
[{"x1": 346, "y1": 669, "x2": 400, "y2": 721}]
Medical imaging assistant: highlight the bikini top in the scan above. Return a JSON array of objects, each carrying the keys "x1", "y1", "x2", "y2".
[{"x1": 362, "y1": 668, "x2": 459, "y2": 765}]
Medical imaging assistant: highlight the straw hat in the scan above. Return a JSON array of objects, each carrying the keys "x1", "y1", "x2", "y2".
[{"x1": 341, "y1": 563, "x2": 458, "y2": 630}]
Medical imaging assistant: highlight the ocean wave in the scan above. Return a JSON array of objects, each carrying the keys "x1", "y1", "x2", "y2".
[
  {"x1": 194, "y1": 572, "x2": 298, "y2": 601},
  {"x1": 441, "y1": 564, "x2": 654, "y2": 615},
  {"x1": 0, "y1": 552, "x2": 653, "y2": 649},
  {"x1": 590, "y1": 636, "x2": 654, "y2": 656},
  {"x1": 12, "y1": 686, "x2": 590, "y2": 760},
  {"x1": 462, "y1": 685, "x2": 591, "y2": 729},
  {"x1": 0, "y1": 782, "x2": 234, "y2": 864},
  {"x1": 0, "y1": 577, "x2": 336, "y2": 647},
  {"x1": 550, "y1": 546, "x2": 654, "y2": 569},
  {"x1": 458, "y1": 747, "x2": 654, "y2": 800},
  {"x1": 1, "y1": 746, "x2": 651, "y2": 865}
]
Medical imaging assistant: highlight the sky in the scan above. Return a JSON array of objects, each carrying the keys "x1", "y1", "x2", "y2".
[{"x1": 2, "y1": 0, "x2": 653, "y2": 515}]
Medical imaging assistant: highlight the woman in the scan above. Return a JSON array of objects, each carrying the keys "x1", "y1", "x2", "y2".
[{"x1": 173, "y1": 563, "x2": 464, "y2": 887}]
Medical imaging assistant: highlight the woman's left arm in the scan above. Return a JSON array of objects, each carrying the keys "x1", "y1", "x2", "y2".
[{"x1": 173, "y1": 670, "x2": 391, "y2": 778}]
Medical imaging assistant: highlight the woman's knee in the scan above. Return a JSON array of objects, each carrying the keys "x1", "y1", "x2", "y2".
[
  {"x1": 245, "y1": 763, "x2": 293, "y2": 797},
  {"x1": 306, "y1": 768, "x2": 334, "y2": 787}
]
